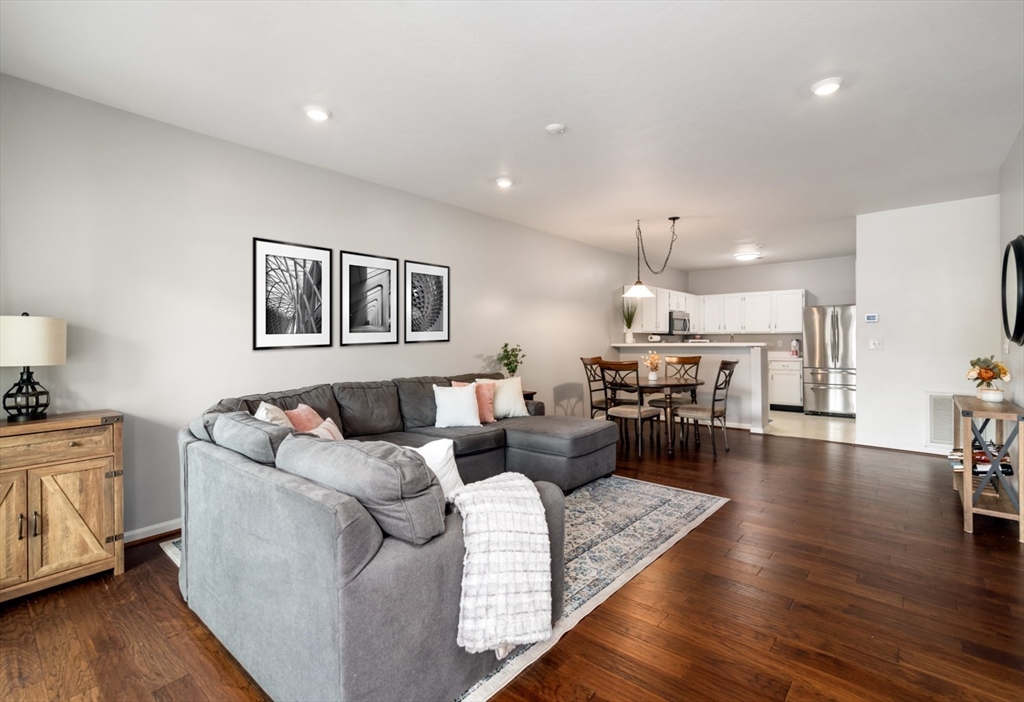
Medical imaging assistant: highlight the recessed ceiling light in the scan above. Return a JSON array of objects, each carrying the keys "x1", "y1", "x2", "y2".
[
  {"x1": 810, "y1": 77, "x2": 843, "y2": 96},
  {"x1": 545, "y1": 123, "x2": 566, "y2": 135},
  {"x1": 733, "y1": 252, "x2": 762, "y2": 261},
  {"x1": 495, "y1": 177, "x2": 514, "y2": 188},
  {"x1": 304, "y1": 105, "x2": 332, "y2": 121}
]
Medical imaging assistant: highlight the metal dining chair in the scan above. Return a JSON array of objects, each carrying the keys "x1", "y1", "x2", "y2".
[
  {"x1": 581, "y1": 356, "x2": 637, "y2": 419},
  {"x1": 672, "y1": 360, "x2": 738, "y2": 458},
  {"x1": 598, "y1": 360, "x2": 661, "y2": 458},
  {"x1": 648, "y1": 355, "x2": 701, "y2": 444}
]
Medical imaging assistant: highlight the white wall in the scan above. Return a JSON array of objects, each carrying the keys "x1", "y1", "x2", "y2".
[
  {"x1": 856, "y1": 195, "x2": 1002, "y2": 453},
  {"x1": 688, "y1": 256, "x2": 855, "y2": 306},
  {"x1": 0, "y1": 75, "x2": 686, "y2": 538},
  {"x1": 999, "y1": 126, "x2": 1024, "y2": 405}
]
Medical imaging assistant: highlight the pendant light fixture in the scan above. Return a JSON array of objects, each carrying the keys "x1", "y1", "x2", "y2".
[{"x1": 623, "y1": 217, "x2": 679, "y2": 298}]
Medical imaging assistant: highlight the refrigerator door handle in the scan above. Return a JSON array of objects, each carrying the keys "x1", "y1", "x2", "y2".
[{"x1": 833, "y1": 308, "x2": 840, "y2": 366}]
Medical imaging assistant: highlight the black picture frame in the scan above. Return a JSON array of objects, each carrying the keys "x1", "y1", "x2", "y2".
[
  {"x1": 1002, "y1": 234, "x2": 1024, "y2": 346},
  {"x1": 404, "y1": 260, "x2": 450, "y2": 343},
  {"x1": 340, "y1": 250, "x2": 399, "y2": 346},
  {"x1": 253, "y1": 238, "x2": 332, "y2": 350}
]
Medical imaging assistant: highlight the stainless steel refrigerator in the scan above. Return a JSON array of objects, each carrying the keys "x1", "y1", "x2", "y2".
[{"x1": 802, "y1": 305, "x2": 856, "y2": 417}]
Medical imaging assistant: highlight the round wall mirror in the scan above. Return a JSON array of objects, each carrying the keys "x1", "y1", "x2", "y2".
[{"x1": 1003, "y1": 234, "x2": 1024, "y2": 346}]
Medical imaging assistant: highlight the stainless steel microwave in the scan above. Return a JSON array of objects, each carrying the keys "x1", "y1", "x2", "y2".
[{"x1": 669, "y1": 311, "x2": 690, "y2": 334}]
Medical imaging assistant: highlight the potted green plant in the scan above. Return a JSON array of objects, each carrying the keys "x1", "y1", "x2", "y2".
[
  {"x1": 498, "y1": 343, "x2": 526, "y2": 377},
  {"x1": 622, "y1": 300, "x2": 638, "y2": 344}
]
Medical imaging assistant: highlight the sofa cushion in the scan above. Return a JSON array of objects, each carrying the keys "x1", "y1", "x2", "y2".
[
  {"x1": 275, "y1": 435, "x2": 446, "y2": 545},
  {"x1": 499, "y1": 416, "x2": 619, "y2": 458},
  {"x1": 407, "y1": 425, "x2": 506, "y2": 456},
  {"x1": 332, "y1": 381, "x2": 403, "y2": 437},
  {"x1": 207, "y1": 384, "x2": 343, "y2": 431},
  {"x1": 212, "y1": 411, "x2": 294, "y2": 464},
  {"x1": 393, "y1": 376, "x2": 450, "y2": 429},
  {"x1": 350, "y1": 432, "x2": 435, "y2": 449}
]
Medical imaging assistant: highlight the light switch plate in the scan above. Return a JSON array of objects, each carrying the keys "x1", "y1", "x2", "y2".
[{"x1": 869, "y1": 338, "x2": 884, "y2": 350}]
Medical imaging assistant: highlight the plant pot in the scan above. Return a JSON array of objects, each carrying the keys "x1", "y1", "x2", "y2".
[
  {"x1": 625, "y1": 330, "x2": 634, "y2": 344},
  {"x1": 977, "y1": 387, "x2": 1004, "y2": 403},
  {"x1": 648, "y1": 371, "x2": 659, "y2": 381}
]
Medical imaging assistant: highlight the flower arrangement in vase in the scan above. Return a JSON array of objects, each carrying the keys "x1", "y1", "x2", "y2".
[
  {"x1": 642, "y1": 351, "x2": 661, "y2": 381},
  {"x1": 967, "y1": 355, "x2": 1011, "y2": 402}
]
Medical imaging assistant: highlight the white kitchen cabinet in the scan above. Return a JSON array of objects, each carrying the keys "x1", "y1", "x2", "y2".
[
  {"x1": 722, "y1": 294, "x2": 744, "y2": 332},
  {"x1": 772, "y1": 290, "x2": 806, "y2": 333},
  {"x1": 742, "y1": 292, "x2": 773, "y2": 332},
  {"x1": 637, "y1": 287, "x2": 671, "y2": 333},
  {"x1": 769, "y1": 359, "x2": 803, "y2": 406},
  {"x1": 684, "y1": 293, "x2": 701, "y2": 332},
  {"x1": 702, "y1": 295, "x2": 724, "y2": 332},
  {"x1": 669, "y1": 291, "x2": 683, "y2": 312}
]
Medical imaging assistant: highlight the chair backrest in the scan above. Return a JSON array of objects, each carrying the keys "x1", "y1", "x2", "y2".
[
  {"x1": 597, "y1": 360, "x2": 641, "y2": 405},
  {"x1": 580, "y1": 356, "x2": 605, "y2": 409},
  {"x1": 711, "y1": 360, "x2": 739, "y2": 413},
  {"x1": 664, "y1": 355, "x2": 700, "y2": 384}
]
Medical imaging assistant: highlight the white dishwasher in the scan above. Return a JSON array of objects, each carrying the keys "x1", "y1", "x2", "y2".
[{"x1": 768, "y1": 355, "x2": 803, "y2": 410}]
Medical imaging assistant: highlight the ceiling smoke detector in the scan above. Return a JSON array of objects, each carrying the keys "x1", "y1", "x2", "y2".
[
  {"x1": 304, "y1": 105, "x2": 332, "y2": 121},
  {"x1": 810, "y1": 77, "x2": 844, "y2": 96},
  {"x1": 545, "y1": 123, "x2": 566, "y2": 135}
]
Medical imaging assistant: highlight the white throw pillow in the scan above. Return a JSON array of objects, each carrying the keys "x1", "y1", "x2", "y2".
[
  {"x1": 412, "y1": 439, "x2": 465, "y2": 501},
  {"x1": 255, "y1": 402, "x2": 295, "y2": 429},
  {"x1": 304, "y1": 417, "x2": 343, "y2": 441},
  {"x1": 433, "y1": 384, "x2": 482, "y2": 428},
  {"x1": 476, "y1": 377, "x2": 529, "y2": 418}
]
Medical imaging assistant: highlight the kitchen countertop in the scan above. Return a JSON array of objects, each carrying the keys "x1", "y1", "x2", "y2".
[{"x1": 612, "y1": 342, "x2": 768, "y2": 348}]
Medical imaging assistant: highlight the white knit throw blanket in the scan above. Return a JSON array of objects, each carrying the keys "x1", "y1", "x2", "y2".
[{"x1": 452, "y1": 472, "x2": 552, "y2": 659}]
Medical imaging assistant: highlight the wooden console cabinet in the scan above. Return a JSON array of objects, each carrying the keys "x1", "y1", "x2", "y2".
[{"x1": 0, "y1": 410, "x2": 124, "y2": 602}]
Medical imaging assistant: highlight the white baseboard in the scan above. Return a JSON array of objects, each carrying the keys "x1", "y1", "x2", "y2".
[{"x1": 125, "y1": 518, "x2": 181, "y2": 543}]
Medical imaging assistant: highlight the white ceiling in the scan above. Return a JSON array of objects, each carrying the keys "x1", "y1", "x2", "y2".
[{"x1": 1, "y1": 1, "x2": 1021, "y2": 270}]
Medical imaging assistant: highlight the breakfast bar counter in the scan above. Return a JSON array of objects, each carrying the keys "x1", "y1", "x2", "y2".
[{"x1": 611, "y1": 342, "x2": 769, "y2": 434}]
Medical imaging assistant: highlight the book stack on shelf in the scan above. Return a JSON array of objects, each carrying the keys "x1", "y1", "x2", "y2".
[{"x1": 948, "y1": 445, "x2": 1015, "y2": 477}]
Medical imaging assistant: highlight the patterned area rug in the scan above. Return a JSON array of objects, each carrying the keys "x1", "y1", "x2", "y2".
[
  {"x1": 160, "y1": 476, "x2": 726, "y2": 700},
  {"x1": 160, "y1": 538, "x2": 182, "y2": 567},
  {"x1": 461, "y1": 475, "x2": 727, "y2": 701}
]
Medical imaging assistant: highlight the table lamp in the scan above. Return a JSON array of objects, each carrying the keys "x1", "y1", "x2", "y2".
[{"x1": 0, "y1": 313, "x2": 67, "y2": 422}]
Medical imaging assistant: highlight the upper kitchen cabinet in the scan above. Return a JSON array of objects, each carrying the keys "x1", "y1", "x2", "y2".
[
  {"x1": 638, "y1": 288, "x2": 671, "y2": 333},
  {"x1": 741, "y1": 292, "x2": 773, "y2": 332},
  {"x1": 723, "y1": 294, "x2": 744, "y2": 332},
  {"x1": 702, "y1": 295, "x2": 724, "y2": 333},
  {"x1": 772, "y1": 290, "x2": 806, "y2": 333}
]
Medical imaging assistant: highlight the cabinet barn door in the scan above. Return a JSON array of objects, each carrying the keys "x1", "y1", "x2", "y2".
[
  {"x1": 0, "y1": 472, "x2": 28, "y2": 589},
  {"x1": 27, "y1": 458, "x2": 114, "y2": 581}
]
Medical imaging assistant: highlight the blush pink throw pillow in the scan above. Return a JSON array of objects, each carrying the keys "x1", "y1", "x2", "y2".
[
  {"x1": 285, "y1": 404, "x2": 325, "y2": 433},
  {"x1": 452, "y1": 381, "x2": 496, "y2": 423}
]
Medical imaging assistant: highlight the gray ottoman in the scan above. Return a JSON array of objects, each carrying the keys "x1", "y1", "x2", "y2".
[{"x1": 498, "y1": 416, "x2": 618, "y2": 492}]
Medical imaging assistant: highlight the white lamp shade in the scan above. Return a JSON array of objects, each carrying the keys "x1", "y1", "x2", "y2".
[
  {"x1": 0, "y1": 316, "x2": 67, "y2": 367},
  {"x1": 623, "y1": 282, "x2": 655, "y2": 298}
]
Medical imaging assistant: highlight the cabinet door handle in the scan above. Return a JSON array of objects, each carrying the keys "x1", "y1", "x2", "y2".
[
  {"x1": 18, "y1": 513, "x2": 25, "y2": 540},
  {"x1": 33, "y1": 511, "x2": 40, "y2": 537},
  {"x1": 69, "y1": 441, "x2": 77, "y2": 447}
]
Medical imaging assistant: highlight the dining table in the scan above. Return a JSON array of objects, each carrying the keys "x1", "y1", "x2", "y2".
[{"x1": 634, "y1": 377, "x2": 705, "y2": 456}]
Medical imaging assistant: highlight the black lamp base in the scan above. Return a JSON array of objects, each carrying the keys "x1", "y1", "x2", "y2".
[{"x1": 3, "y1": 367, "x2": 51, "y2": 422}]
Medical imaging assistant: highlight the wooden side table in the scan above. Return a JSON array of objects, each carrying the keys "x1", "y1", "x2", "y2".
[
  {"x1": 0, "y1": 410, "x2": 124, "y2": 601},
  {"x1": 952, "y1": 395, "x2": 1023, "y2": 542}
]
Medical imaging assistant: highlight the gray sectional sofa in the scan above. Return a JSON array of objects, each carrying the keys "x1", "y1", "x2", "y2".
[{"x1": 177, "y1": 372, "x2": 618, "y2": 701}]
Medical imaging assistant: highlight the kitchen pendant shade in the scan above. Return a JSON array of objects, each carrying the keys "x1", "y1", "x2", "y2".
[
  {"x1": 623, "y1": 281, "x2": 655, "y2": 298},
  {"x1": 0, "y1": 316, "x2": 67, "y2": 367}
]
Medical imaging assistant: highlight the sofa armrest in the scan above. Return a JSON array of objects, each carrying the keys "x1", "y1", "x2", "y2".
[
  {"x1": 527, "y1": 400, "x2": 545, "y2": 416},
  {"x1": 180, "y1": 438, "x2": 383, "y2": 702}
]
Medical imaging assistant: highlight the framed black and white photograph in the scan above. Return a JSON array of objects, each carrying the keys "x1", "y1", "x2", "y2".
[
  {"x1": 253, "y1": 238, "x2": 332, "y2": 349},
  {"x1": 340, "y1": 251, "x2": 399, "y2": 346},
  {"x1": 404, "y1": 260, "x2": 450, "y2": 343}
]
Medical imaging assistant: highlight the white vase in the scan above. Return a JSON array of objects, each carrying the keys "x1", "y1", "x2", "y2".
[
  {"x1": 625, "y1": 330, "x2": 634, "y2": 344},
  {"x1": 978, "y1": 387, "x2": 1004, "y2": 403},
  {"x1": 648, "y1": 371, "x2": 659, "y2": 381}
]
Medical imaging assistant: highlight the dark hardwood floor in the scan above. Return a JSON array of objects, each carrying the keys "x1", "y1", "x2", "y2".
[{"x1": 3, "y1": 429, "x2": 1022, "y2": 701}]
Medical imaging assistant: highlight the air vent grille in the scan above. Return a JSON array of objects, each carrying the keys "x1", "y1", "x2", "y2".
[{"x1": 928, "y1": 393, "x2": 954, "y2": 446}]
